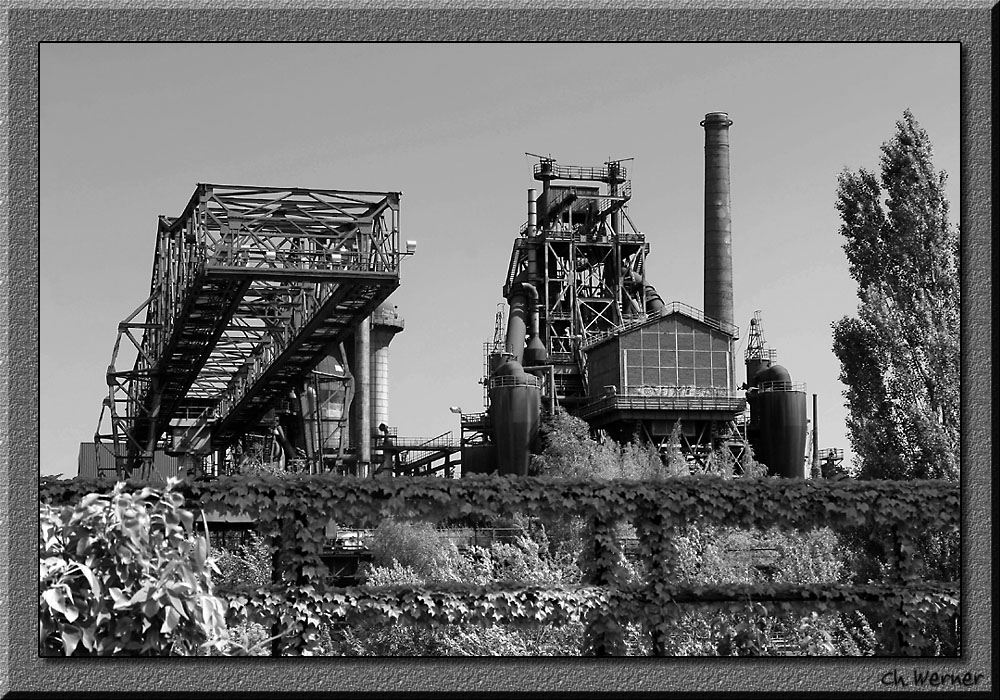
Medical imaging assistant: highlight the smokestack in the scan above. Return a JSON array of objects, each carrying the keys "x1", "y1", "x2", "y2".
[{"x1": 702, "y1": 112, "x2": 734, "y2": 330}]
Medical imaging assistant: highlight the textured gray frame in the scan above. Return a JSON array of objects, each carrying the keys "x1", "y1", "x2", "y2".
[{"x1": 3, "y1": 2, "x2": 992, "y2": 695}]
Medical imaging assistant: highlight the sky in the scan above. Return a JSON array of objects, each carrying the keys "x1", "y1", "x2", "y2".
[{"x1": 39, "y1": 42, "x2": 960, "y2": 478}]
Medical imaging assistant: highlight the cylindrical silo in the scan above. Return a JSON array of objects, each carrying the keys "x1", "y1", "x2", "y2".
[
  {"x1": 747, "y1": 364, "x2": 808, "y2": 478},
  {"x1": 489, "y1": 359, "x2": 541, "y2": 476},
  {"x1": 369, "y1": 301, "x2": 405, "y2": 429},
  {"x1": 702, "y1": 112, "x2": 734, "y2": 330}
]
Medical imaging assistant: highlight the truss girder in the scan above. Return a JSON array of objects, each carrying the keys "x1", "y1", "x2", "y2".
[
  {"x1": 125, "y1": 275, "x2": 251, "y2": 467},
  {"x1": 105, "y1": 184, "x2": 401, "y2": 474},
  {"x1": 212, "y1": 274, "x2": 396, "y2": 443},
  {"x1": 500, "y1": 164, "x2": 648, "y2": 409}
]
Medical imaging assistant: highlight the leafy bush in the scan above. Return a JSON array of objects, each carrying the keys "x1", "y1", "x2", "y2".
[
  {"x1": 531, "y1": 407, "x2": 766, "y2": 480},
  {"x1": 211, "y1": 533, "x2": 274, "y2": 655},
  {"x1": 324, "y1": 520, "x2": 585, "y2": 656},
  {"x1": 364, "y1": 518, "x2": 461, "y2": 580},
  {"x1": 39, "y1": 479, "x2": 230, "y2": 656},
  {"x1": 212, "y1": 533, "x2": 271, "y2": 591}
]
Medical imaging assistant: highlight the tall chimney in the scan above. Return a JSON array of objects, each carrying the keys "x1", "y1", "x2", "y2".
[{"x1": 702, "y1": 112, "x2": 734, "y2": 330}]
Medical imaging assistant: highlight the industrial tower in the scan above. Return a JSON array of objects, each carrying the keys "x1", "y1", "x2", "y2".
[{"x1": 462, "y1": 113, "x2": 749, "y2": 474}]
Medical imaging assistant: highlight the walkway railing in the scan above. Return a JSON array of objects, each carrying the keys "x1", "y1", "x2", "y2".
[{"x1": 582, "y1": 300, "x2": 740, "y2": 349}]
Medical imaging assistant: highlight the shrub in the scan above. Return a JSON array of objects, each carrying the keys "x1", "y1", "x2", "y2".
[
  {"x1": 325, "y1": 519, "x2": 585, "y2": 656},
  {"x1": 364, "y1": 518, "x2": 461, "y2": 580},
  {"x1": 212, "y1": 533, "x2": 271, "y2": 591},
  {"x1": 39, "y1": 479, "x2": 230, "y2": 656}
]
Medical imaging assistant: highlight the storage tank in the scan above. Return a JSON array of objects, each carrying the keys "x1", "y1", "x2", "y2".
[
  {"x1": 488, "y1": 359, "x2": 541, "y2": 476},
  {"x1": 747, "y1": 364, "x2": 808, "y2": 478}
]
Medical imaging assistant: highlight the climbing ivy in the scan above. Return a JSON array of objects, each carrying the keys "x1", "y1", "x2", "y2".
[{"x1": 40, "y1": 474, "x2": 959, "y2": 655}]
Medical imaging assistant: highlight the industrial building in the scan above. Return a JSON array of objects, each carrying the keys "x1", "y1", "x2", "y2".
[
  {"x1": 461, "y1": 112, "x2": 809, "y2": 478},
  {"x1": 85, "y1": 112, "x2": 815, "y2": 482}
]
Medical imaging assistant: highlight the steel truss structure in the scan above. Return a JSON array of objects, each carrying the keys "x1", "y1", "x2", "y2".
[
  {"x1": 96, "y1": 184, "x2": 402, "y2": 477},
  {"x1": 474, "y1": 157, "x2": 748, "y2": 469},
  {"x1": 502, "y1": 159, "x2": 648, "y2": 406}
]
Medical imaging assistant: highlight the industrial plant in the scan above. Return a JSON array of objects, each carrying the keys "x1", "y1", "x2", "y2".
[{"x1": 85, "y1": 112, "x2": 839, "y2": 483}]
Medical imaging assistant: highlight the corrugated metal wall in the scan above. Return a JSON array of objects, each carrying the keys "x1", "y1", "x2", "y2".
[{"x1": 76, "y1": 442, "x2": 182, "y2": 481}]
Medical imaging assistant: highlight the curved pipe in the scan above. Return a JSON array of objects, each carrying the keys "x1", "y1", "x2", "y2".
[
  {"x1": 519, "y1": 282, "x2": 540, "y2": 339},
  {"x1": 628, "y1": 271, "x2": 665, "y2": 315},
  {"x1": 504, "y1": 275, "x2": 541, "y2": 364}
]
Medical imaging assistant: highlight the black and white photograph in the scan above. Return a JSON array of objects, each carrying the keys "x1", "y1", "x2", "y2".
[{"x1": 4, "y1": 4, "x2": 992, "y2": 697}]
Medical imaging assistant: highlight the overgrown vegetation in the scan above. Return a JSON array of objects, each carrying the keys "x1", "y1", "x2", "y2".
[
  {"x1": 531, "y1": 408, "x2": 765, "y2": 480},
  {"x1": 39, "y1": 480, "x2": 229, "y2": 655},
  {"x1": 41, "y1": 421, "x2": 958, "y2": 656},
  {"x1": 321, "y1": 516, "x2": 586, "y2": 655}
]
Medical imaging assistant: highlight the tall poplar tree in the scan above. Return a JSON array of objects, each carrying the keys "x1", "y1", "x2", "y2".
[{"x1": 832, "y1": 110, "x2": 959, "y2": 481}]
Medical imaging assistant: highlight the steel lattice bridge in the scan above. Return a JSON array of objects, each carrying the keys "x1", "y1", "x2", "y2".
[{"x1": 96, "y1": 184, "x2": 402, "y2": 477}]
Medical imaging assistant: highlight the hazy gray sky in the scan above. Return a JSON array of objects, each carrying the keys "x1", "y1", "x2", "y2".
[{"x1": 39, "y1": 42, "x2": 959, "y2": 477}]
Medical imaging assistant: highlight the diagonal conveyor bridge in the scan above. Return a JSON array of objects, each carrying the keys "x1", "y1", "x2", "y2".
[{"x1": 98, "y1": 184, "x2": 402, "y2": 477}]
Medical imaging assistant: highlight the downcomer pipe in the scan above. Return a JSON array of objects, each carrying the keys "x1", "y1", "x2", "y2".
[
  {"x1": 702, "y1": 112, "x2": 734, "y2": 330},
  {"x1": 628, "y1": 271, "x2": 665, "y2": 315},
  {"x1": 503, "y1": 278, "x2": 544, "y2": 365}
]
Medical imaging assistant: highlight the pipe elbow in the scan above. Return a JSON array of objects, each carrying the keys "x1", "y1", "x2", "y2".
[{"x1": 517, "y1": 281, "x2": 538, "y2": 306}]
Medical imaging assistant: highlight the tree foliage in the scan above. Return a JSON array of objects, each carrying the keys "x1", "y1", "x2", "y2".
[
  {"x1": 42, "y1": 472, "x2": 959, "y2": 657},
  {"x1": 530, "y1": 407, "x2": 758, "y2": 480},
  {"x1": 832, "y1": 110, "x2": 959, "y2": 480},
  {"x1": 39, "y1": 480, "x2": 230, "y2": 655}
]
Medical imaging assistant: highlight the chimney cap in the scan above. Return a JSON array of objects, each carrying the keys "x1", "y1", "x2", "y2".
[{"x1": 701, "y1": 112, "x2": 733, "y2": 128}]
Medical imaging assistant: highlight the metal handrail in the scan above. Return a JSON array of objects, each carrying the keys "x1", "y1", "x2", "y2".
[
  {"x1": 622, "y1": 385, "x2": 741, "y2": 399},
  {"x1": 752, "y1": 381, "x2": 806, "y2": 393},
  {"x1": 488, "y1": 374, "x2": 542, "y2": 390},
  {"x1": 533, "y1": 162, "x2": 628, "y2": 183},
  {"x1": 576, "y1": 391, "x2": 747, "y2": 420},
  {"x1": 582, "y1": 300, "x2": 740, "y2": 349}
]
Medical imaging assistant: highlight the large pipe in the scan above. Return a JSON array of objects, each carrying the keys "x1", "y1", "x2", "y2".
[
  {"x1": 504, "y1": 278, "x2": 543, "y2": 365},
  {"x1": 527, "y1": 188, "x2": 539, "y2": 278},
  {"x1": 812, "y1": 393, "x2": 820, "y2": 477},
  {"x1": 702, "y1": 112, "x2": 734, "y2": 330},
  {"x1": 353, "y1": 318, "x2": 371, "y2": 477},
  {"x1": 504, "y1": 294, "x2": 528, "y2": 363},
  {"x1": 528, "y1": 188, "x2": 537, "y2": 235},
  {"x1": 370, "y1": 302, "x2": 405, "y2": 430},
  {"x1": 628, "y1": 271, "x2": 665, "y2": 315}
]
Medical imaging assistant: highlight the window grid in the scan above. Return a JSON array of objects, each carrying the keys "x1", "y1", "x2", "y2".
[{"x1": 622, "y1": 318, "x2": 730, "y2": 389}]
